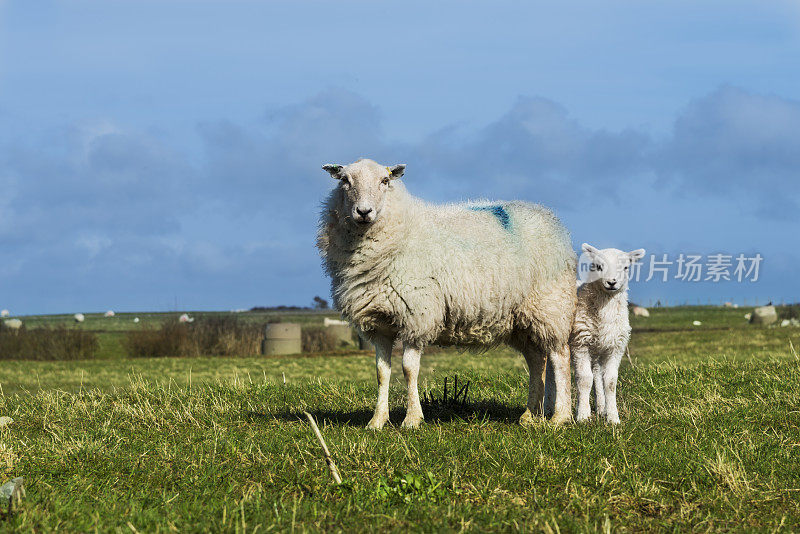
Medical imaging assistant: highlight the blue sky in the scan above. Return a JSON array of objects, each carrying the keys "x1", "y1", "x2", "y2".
[{"x1": 1, "y1": 0, "x2": 799, "y2": 314}]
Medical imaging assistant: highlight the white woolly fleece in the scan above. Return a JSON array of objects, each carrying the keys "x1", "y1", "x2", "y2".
[{"x1": 318, "y1": 181, "x2": 576, "y2": 350}]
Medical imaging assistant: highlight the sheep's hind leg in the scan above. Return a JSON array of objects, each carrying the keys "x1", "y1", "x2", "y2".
[
  {"x1": 366, "y1": 335, "x2": 394, "y2": 430},
  {"x1": 519, "y1": 347, "x2": 546, "y2": 426},
  {"x1": 401, "y1": 343, "x2": 424, "y2": 428},
  {"x1": 573, "y1": 348, "x2": 593, "y2": 422},
  {"x1": 545, "y1": 344, "x2": 572, "y2": 424}
]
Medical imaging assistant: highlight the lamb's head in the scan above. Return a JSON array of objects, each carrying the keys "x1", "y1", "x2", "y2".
[
  {"x1": 322, "y1": 159, "x2": 406, "y2": 227},
  {"x1": 581, "y1": 243, "x2": 646, "y2": 293}
]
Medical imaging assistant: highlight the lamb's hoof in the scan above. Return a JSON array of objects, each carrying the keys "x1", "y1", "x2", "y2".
[
  {"x1": 400, "y1": 415, "x2": 424, "y2": 429},
  {"x1": 606, "y1": 415, "x2": 620, "y2": 425},
  {"x1": 519, "y1": 409, "x2": 540, "y2": 426},
  {"x1": 575, "y1": 413, "x2": 591, "y2": 423},
  {"x1": 366, "y1": 413, "x2": 389, "y2": 430}
]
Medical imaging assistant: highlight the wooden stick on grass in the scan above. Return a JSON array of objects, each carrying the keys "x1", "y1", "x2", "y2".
[{"x1": 303, "y1": 411, "x2": 342, "y2": 485}]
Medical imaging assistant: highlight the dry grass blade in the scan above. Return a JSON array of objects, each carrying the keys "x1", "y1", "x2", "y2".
[{"x1": 303, "y1": 411, "x2": 342, "y2": 485}]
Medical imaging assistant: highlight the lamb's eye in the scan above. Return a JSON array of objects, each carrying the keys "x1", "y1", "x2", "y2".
[{"x1": 381, "y1": 177, "x2": 390, "y2": 185}]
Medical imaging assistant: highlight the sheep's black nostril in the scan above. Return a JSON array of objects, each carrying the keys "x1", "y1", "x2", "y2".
[{"x1": 356, "y1": 208, "x2": 372, "y2": 217}]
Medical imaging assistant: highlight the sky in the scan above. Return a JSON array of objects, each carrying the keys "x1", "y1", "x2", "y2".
[{"x1": 1, "y1": 0, "x2": 799, "y2": 315}]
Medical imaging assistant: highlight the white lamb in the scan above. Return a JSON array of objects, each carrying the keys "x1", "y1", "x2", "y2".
[
  {"x1": 318, "y1": 159, "x2": 577, "y2": 429},
  {"x1": 571, "y1": 243, "x2": 645, "y2": 424}
]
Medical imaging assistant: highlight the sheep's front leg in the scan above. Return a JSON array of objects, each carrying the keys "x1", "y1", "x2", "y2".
[
  {"x1": 545, "y1": 344, "x2": 572, "y2": 424},
  {"x1": 602, "y1": 352, "x2": 623, "y2": 424},
  {"x1": 366, "y1": 335, "x2": 395, "y2": 430},
  {"x1": 573, "y1": 348, "x2": 593, "y2": 422},
  {"x1": 519, "y1": 348, "x2": 546, "y2": 425},
  {"x1": 592, "y1": 360, "x2": 606, "y2": 417},
  {"x1": 401, "y1": 343, "x2": 424, "y2": 428}
]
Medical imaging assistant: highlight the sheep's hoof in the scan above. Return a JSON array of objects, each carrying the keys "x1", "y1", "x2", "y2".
[
  {"x1": 549, "y1": 411, "x2": 572, "y2": 425},
  {"x1": 575, "y1": 413, "x2": 591, "y2": 423},
  {"x1": 518, "y1": 409, "x2": 540, "y2": 426},
  {"x1": 366, "y1": 413, "x2": 389, "y2": 430},
  {"x1": 400, "y1": 415, "x2": 424, "y2": 429},
  {"x1": 606, "y1": 415, "x2": 621, "y2": 425}
]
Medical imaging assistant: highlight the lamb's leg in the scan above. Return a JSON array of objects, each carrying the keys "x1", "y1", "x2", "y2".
[
  {"x1": 519, "y1": 347, "x2": 547, "y2": 426},
  {"x1": 602, "y1": 352, "x2": 623, "y2": 424},
  {"x1": 573, "y1": 348, "x2": 593, "y2": 422},
  {"x1": 545, "y1": 344, "x2": 572, "y2": 424},
  {"x1": 366, "y1": 335, "x2": 394, "y2": 430},
  {"x1": 401, "y1": 343, "x2": 424, "y2": 428},
  {"x1": 593, "y1": 359, "x2": 606, "y2": 417}
]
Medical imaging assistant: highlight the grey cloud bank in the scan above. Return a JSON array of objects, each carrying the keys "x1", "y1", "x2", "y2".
[{"x1": 1, "y1": 87, "x2": 797, "y2": 314}]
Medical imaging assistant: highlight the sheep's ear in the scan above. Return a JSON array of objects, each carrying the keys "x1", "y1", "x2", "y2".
[
  {"x1": 581, "y1": 243, "x2": 600, "y2": 257},
  {"x1": 387, "y1": 164, "x2": 406, "y2": 179},
  {"x1": 628, "y1": 248, "x2": 646, "y2": 262},
  {"x1": 322, "y1": 164, "x2": 345, "y2": 179}
]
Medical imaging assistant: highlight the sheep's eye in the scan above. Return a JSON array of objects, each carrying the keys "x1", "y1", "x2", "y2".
[
  {"x1": 624, "y1": 266, "x2": 629, "y2": 271},
  {"x1": 381, "y1": 177, "x2": 390, "y2": 185}
]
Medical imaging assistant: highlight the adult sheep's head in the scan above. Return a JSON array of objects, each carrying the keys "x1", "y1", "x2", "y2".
[
  {"x1": 322, "y1": 159, "x2": 406, "y2": 227},
  {"x1": 579, "y1": 243, "x2": 646, "y2": 293}
]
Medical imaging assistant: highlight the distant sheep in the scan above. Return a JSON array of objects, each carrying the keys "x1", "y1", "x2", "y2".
[
  {"x1": 571, "y1": 244, "x2": 645, "y2": 424},
  {"x1": 179, "y1": 314, "x2": 194, "y2": 323},
  {"x1": 74, "y1": 313, "x2": 85, "y2": 323},
  {"x1": 3, "y1": 319, "x2": 22, "y2": 330},
  {"x1": 0, "y1": 310, "x2": 9, "y2": 318},
  {"x1": 318, "y1": 159, "x2": 577, "y2": 429},
  {"x1": 104, "y1": 310, "x2": 115, "y2": 317}
]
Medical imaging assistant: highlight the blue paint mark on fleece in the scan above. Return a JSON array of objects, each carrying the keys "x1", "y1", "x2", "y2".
[{"x1": 469, "y1": 204, "x2": 511, "y2": 230}]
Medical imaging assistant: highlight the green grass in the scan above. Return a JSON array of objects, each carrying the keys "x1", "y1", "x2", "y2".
[{"x1": 1, "y1": 306, "x2": 800, "y2": 531}]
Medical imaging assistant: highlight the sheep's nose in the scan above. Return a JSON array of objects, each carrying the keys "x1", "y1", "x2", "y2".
[{"x1": 356, "y1": 207, "x2": 372, "y2": 217}]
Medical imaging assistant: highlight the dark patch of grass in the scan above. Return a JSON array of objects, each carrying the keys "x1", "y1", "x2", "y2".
[
  {"x1": 777, "y1": 303, "x2": 800, "y2": 320},
  {"x1": 192, "y1": 316, "x2": 263, "y2": 356},
  {"x1": 123, "y1": 316, "x2": 263, "y2": 358},
  {"x1": 301, "y1": 326, "x2": 339, "y2": 353},
  {"x1": 0, "y1": 325, "x2": 98, "y2": 361}
]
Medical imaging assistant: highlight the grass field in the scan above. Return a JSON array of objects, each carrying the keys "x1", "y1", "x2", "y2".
[{"x1": 1, "y1": 307, "x2": 799, "y2": 531}]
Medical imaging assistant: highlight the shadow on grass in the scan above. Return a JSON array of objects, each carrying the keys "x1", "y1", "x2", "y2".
[{"x1": 247, "y1": 398, "x2": 523, "y2": 427}]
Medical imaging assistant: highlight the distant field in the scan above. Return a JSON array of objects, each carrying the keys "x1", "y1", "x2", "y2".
[
  {"x1": 2, "y1": 306, "x2": 799, "y2": 394},
  {"x1": 1, "y1": 306, "x2": 799, "y2": 531}
]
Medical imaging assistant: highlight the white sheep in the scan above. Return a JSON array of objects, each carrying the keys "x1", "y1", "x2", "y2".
[
  {"x1": 104, "y1": 310, "x2": 115, "y2": 317},
  {"x1": 318, "y1": 159, "x2": 577, "y2": 429},
  {"x1": 571, "y1": 243, "x2": 645, "y2": 424},
  {"x1": 74, "y1": 313, "x2": 85, "y2": 323},
  {"x1": 179, "y1": 313, "x2": 194, "y2": 323},
  {"x1": 3, "y1": 318, "x2": 22, "y2": 330},
  {"x1": 0, "y1": 310, "x2": 9, "y2": 318}
]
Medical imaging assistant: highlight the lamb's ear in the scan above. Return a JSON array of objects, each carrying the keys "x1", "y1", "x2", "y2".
[
  {"x1": 582, "y1": 243, "x2": 600, "y2": 257},
  {"x1": 322, "y1": 164, "x2": 345, "y2": 179},
  {"x1": 628, "y1": 248, "x2": 646, "y2": 262},
  {"x1": 387, "y1": 164, "x2": 406, "y2": 179}
]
